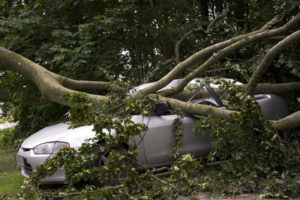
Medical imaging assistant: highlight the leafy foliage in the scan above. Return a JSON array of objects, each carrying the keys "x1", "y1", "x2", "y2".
[{"x1": 194, "y1": 81, "x2": 300, "y2": 196}]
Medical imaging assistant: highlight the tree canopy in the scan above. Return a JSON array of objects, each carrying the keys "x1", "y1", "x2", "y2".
[{"x1": 1, "y1": 0, "x2": 300, "y2": 198}]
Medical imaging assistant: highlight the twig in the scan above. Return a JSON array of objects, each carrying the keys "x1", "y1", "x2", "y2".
[
  {"x1": 203, "y1": 160, "x2": 227, "y2": 166},
  {"x1": 134, "y1": 176, "x2": 148, "y2": 194},
  {"x1": 40, "y1": 191, "x2": 82, "y2": 199},
  {"x1": 150, "y1": 171, "x2": 177, "y2": 190},
  {"x1": 205, "y1": 8, "x2": 229, "y2": 33},
  {"x1": 152, "y1": 166, "x2": 170, "y2": 173},
  {"x1": 156, "y1": 171, "x2": 172, "y2": 178}
]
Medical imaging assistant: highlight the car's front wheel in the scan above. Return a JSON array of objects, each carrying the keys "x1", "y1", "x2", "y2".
[{"x1": 88, "y1": 142, "x2": 129, "y2": 186}]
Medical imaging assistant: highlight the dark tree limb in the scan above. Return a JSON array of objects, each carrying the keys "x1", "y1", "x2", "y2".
[
  {"x1": 253, "y1": 81, "x2": 300, "y2": 94},
  {"x1": 148, "y1": 0, "x2": 163, "y2": 25}
]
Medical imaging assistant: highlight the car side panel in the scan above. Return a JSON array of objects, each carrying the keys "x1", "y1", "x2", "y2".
[
  {"x1": 180, "y1": 116, "x2": 211, "y2": 157},
  {"x1": 131, "y1": 115, "x2": 211, "y2": 168},
  {"x1": 255, "y1": 94, "x2": 289, "y2": 120}
]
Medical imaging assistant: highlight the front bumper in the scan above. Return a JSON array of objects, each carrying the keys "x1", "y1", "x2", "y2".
[{"x1": 16, "y1": 147, "x2": 65, "y2": 184}]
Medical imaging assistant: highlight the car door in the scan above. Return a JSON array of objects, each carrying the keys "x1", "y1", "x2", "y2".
[{"x1": 131, "y1": 114, "x2": 211, "y2": 168}]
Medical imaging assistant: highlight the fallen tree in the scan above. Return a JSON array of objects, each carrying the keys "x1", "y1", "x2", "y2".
[
  {"x1": 1, "y1": 2, "x2": 300, "y2": 198},
  {"x1": 1, "y1": 13, "x2": 300, "y2": 131}
]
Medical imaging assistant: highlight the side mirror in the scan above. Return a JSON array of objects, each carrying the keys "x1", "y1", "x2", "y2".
[{"x1": 153, "y1": 101, "x2": 171, "y2": 116}]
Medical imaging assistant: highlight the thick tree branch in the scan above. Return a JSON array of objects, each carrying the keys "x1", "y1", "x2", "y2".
[
  {"x1": 161, "y1": 94, "x2": 300, "y2": 132},
  {"x1": 137, "y1": 29, "x2": 262, "y2": 96},
  {"x1": 0, "y1": 47, "x2": 108, "y2": 106},
  {"x1": 53, "y1": 73, "x2": 109, "y2": 92},
  {"x1": 271, "y1": 111, "x2": 300, "y2": 131},
  {"x1": 170, "y1": 82, "x2": 300, "y2": 101},
  {"x1": 137, "y1": 13, "x2": 300, "y2": 97},
  {"x1": 246, "y1": 30, "x2": 300, "y2": 95},
  {"x1": 260, "y1": 14, "x2": 283, "y2": 30},
  {"x1": 260, "y1": 3, "x2": 300, "y2": 30},
  {"x1": 156, "y1": 95, "x2": 236, "y2": 119},
  {"x1": 159, "y1": 14, "x2": 300, "y2": 96},
  {"x1": 254, "y1": 82, "x2": 300, "y2": 94}
]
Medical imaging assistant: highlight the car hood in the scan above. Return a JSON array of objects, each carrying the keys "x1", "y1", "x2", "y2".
[{"x1": 21, "y1": 123, "x2": 96, "y2": 149}]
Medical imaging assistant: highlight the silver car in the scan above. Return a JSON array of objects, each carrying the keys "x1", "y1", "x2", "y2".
[{"x1": 15, "y1": 80, "x2": 289, "y2": 183}]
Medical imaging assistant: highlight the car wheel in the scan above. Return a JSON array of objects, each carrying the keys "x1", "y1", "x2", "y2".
[
  {"x1": 89, "y1": 142, "x2": 128, "y2": 186},
  {"x1": 95, "y1": 149, "x2": 110, "y2": 166}
]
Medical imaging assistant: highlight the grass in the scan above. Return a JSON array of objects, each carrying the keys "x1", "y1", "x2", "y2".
[
  {"x1": 0, "y1": 148, "x2": 24, "y2": 196},
  {"x1": 0, "y1": 170, "x2": 24, "y2": 194},
  {"x1": 0, "y1": 149, "x2": 17, "y2": 173},
  {"x1": 0, "y1": 125, "x2": 24, "y2": 198}
]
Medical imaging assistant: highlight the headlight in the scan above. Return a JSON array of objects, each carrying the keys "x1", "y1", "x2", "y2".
[
  {"x1": 52, "y1": 142, "x2": 69, "y2": 154},
  {"x1": 33, "y1": 142, "x2": 69, "y2": 154}
]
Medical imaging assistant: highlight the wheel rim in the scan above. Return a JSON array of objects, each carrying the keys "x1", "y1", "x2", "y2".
[{"x1": 98, "y1": 151, "x2": 110, "y2": 166}]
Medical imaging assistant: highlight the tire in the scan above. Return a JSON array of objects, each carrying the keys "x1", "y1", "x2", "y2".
[{"x1": 88, "y1": 142, "x2": 128, "y2": 186}]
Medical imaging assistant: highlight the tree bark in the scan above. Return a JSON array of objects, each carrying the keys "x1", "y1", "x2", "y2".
[
  {"x1": 271, "y1": 111, "x2": 300, "y2": 131},
  {"x1": 0, "y1": 47, "x2": 108, "y2": 106}
]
